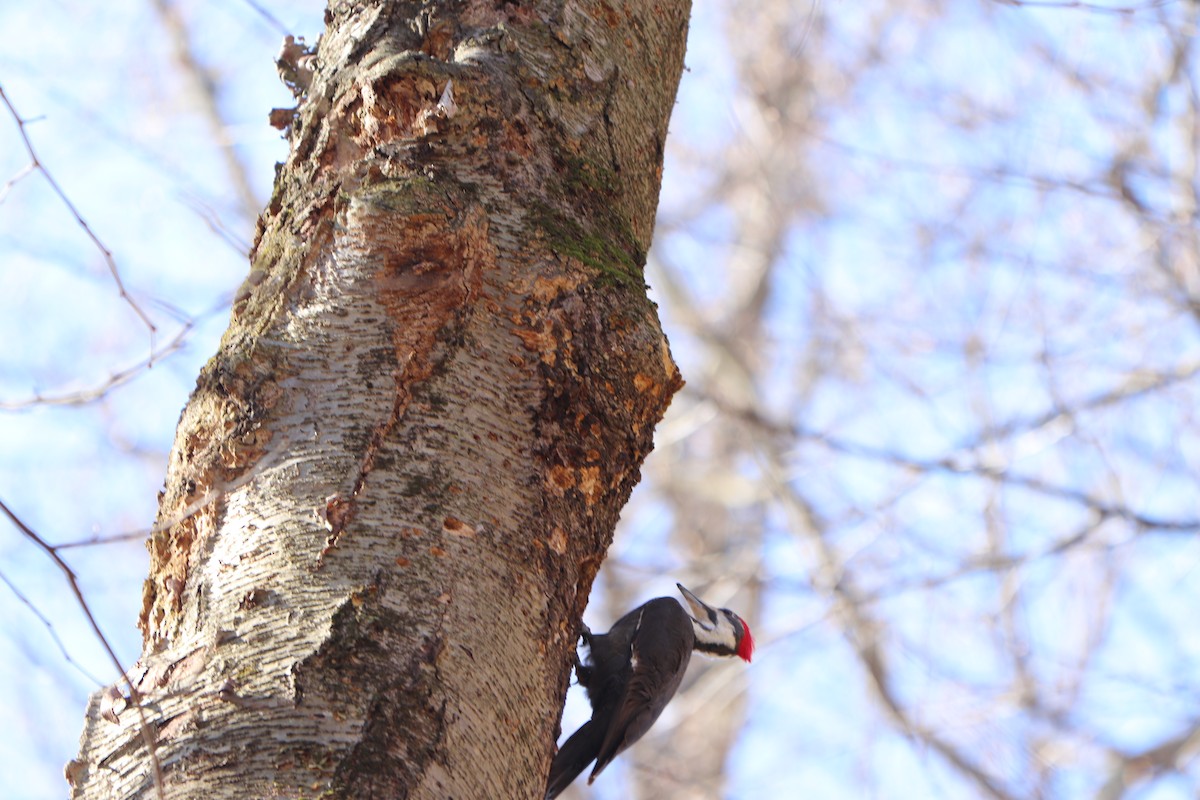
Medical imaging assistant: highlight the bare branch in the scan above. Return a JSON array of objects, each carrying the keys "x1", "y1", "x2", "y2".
[
  {"x1": 0, "y1": 498, "x2": 164, "y2": 796},
  {"x1": 0, "y1": 568, "x2": 104, "y2": 685},
  {"x1": 0, "y1": 84, "x2": 158, "y2": 348},
  {"x1": 237, "y1": 0, "x2": 293, "y2": 37},
  {"x1": 1097, "y1": 724, "x2": 1200, "y2": 800},
  {"x1": 992, "y1": 0, "x2": 1179, "y2": 14},
  {"x1": 148, "y1": 0, "x2": 262, "y2": 222},
  {"x1": 0, "y1": 320, "x2": 192, "y2": 409}
]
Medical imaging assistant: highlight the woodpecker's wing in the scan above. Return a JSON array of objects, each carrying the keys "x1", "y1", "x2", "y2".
[{"x1": 588, "y1": 597, "x2": 694, "y2": 782}]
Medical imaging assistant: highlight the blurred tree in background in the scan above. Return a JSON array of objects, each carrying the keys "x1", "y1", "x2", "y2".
[{"x1": 2, "y1": 1, "x2": 1198, "y2": 798}]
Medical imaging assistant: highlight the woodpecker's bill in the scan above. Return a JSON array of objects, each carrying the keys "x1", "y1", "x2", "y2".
[{"x1": 545, "y1": 583, "x2": 753, "y2": 799}]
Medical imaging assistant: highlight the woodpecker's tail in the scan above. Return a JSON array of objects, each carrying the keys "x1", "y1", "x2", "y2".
[{"x1": 545, "y1": 719, "x2": 602, "y2": 800}]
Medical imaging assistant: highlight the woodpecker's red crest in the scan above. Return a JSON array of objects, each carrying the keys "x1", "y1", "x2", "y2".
[{"x1": 736, "y1": 615, "x2": 754, "y2": 662}]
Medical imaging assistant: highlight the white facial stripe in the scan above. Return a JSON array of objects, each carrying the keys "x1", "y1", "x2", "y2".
[{"x1": 692, "y1": 615, "x2": 739, "y2": 652}]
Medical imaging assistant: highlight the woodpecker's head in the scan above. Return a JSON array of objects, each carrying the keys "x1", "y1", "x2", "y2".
[{"x1": 677, "y1": 583, "x2": 754, "y2": 662}]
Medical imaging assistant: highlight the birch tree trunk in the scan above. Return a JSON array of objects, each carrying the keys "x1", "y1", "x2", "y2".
[{"x1": 70, "y1": 2, "x2": 689, "y2": 797}]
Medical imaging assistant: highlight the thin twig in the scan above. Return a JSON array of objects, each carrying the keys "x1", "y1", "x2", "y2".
[
  {"x1": 238, "y1": 0, "x2": 293, "y2": 37},
  {"x1": 993, "y1": 0, "x2": 1177, "y2": 14},
  {"x1": 149, "y1": 0, "x2": 262, "y2": 222},
  {"x1": 0, "y1": 161, "x2": 36, "y2": 204},
  {"x1": 0, "y1": 85, "x2": 158, "y2": 350},
  {"x1": 0, "y1": 568, "x2": 105, "y2": 685},
  {"x1": 0, "y1": 320, "x2": 192, "y2": 409},
  {"x1": 693, "y1": 389, "x2": 1200, "y2": 533},
  {"x1": 53, "y1": 529, "x2": 152, "y2": 550},
  {"x1": 0, "y1": 498, "x2": 164, "y2": 796}
]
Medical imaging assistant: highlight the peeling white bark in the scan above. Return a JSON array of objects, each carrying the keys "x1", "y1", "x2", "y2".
[{"x1": 72, "y1": 2, "x2": 691, "y2": 797}]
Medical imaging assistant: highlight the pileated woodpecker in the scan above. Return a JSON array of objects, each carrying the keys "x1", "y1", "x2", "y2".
[{"x1": 545, "y1": 583, "x2": 754, "y2": 799}]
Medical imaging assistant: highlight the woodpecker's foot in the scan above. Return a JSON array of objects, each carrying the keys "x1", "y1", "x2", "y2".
[{"x1": 573, "y1": 622, "x2": 594, "y2": 687}]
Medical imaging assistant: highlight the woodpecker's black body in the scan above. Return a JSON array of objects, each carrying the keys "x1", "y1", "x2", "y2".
[{"x1": 546, "y1": 584, "x2": 753, "y2": 799}]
